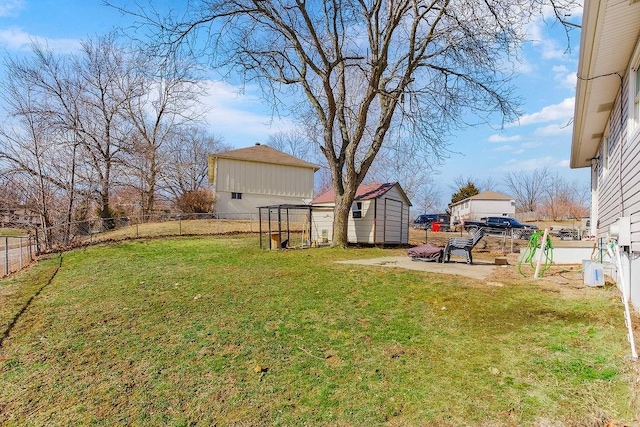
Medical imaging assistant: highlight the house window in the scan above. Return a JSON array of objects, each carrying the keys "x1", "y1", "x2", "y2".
[
  {"x1": 231, "y1": 192, "x2": 242, "y2": 200},
  {"x1": 631, "y1": 37, "x2": 640, "y2": 131},
  {"x1": 352, "y1": 202, "x2": 362, "y2": 219}
]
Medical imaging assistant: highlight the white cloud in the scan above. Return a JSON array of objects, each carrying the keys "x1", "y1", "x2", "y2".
[
  {"x1": 0, "y1": 27, "x2": 30, "y2": 50},
  {"x1": 512, "y1": 97, "x2": 575, "y2": 126},
  {"x1": 521, "y1": 141, "x2": 543, "y2": 149},
  {"x1": 552, "y1": 65, "x2": 577, "y2": 89},
  {"x1": 487, "y1": 134, "x2": 521, "y2": 143},
  {"x1": 497, "y1": 156, "x2": 558, "y2": 171},
  {"x1": 529, "y1": 24, "x2": 566, "y2": 61},
  {"x1": 533, "y1": 123, "x2": 573, "y2": 137},
  {"x1": 492, "y1": 145, "x2": 513, "y2": 152},
  {"x1": 201, "y1": 80, "x2": 297, "y2": 144},
  {"x1": 0, "y1": 27, "x2": 80, "y2": 52},
  {"x1": 0, "y1": 0, "x2": 23, "y2": 17}
]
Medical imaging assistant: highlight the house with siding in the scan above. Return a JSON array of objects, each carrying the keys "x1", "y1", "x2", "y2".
[
  {"x1": 448, "y1": 191, "x2": 515, "y2": 226},
  {"x1": 208, "y1": 143, "x2": 319, "y2": 216},
  {"x1": 310, "y1": 182, "x2": 411, "y2": 245},
  {"x1": 570, "y1": 0, "x2": 640, "y2": 310}
]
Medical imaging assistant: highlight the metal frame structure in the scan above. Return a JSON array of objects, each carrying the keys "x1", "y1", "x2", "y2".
[{"x1": 258, "y1": 204, "x2": 313, "y2": 250}]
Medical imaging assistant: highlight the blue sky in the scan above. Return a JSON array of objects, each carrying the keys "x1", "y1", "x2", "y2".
[{"x1": 0, "y1": 0, "x2": 590, "y2": 196}]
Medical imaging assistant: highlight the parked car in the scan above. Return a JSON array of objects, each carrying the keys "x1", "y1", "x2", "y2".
[
  {"x1": 413, "y1": 213, "x2": 450, "y2": 230},
  {"x1": 463, "y1": 216, "x2": 538, "y2": 239},
  {"x1": 551, "y1": 228, "x2": 580, "y2": 240}
]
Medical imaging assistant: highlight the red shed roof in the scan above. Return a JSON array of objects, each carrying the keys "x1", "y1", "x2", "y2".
[{"x1": 312, "y1": 182, "x2": 404, "y2": 204}]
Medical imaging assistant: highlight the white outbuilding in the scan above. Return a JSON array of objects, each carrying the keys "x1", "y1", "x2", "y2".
[
  {"x1": 310, "y1": 182, "x2": 411, "y2": 245},
  {"x1": 448, "y1": 191, "x2": 515, "y2": 226}
]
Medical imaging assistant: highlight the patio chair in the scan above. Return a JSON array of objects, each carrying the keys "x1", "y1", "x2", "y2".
[{"x1": 442, "y1": 228, "x2": 485, "y2": 264}]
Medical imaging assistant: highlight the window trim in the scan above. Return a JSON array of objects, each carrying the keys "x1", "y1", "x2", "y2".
[
  {"x1": 629, "y1": 37, "x2": 640, "y2": 132},
  {"x1": 352, "y1": 201, "x2": 363, "y2": 219}
]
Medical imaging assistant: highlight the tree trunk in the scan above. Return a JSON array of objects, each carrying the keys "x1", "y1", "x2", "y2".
[
  {"x1": 100, "y1": 178, "x2": 114, "y2": 231},
  {"x1": 332, "y1": 194, "x2": 351, "y2": 248}
]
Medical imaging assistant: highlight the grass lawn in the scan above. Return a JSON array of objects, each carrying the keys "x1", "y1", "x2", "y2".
[
  {"x1": 0, "y1": 235, "x2": 637, "y2": 426},
  {"x1": 0, "y1": 228, "x2": 27, "y2": 237}
]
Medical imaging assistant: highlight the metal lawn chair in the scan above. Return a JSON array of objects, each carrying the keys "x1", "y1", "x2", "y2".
[{"x1": 442, "y1": 228, "x2": 485, "y2": 264}]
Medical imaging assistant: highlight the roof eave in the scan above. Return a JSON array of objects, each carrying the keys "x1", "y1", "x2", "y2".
[
  {"x1": 570, "y1": 0, "x2": 640, "y2": 169},
  {"x1": 571, "y1": 0, "x2": 600, "y2": 169}
]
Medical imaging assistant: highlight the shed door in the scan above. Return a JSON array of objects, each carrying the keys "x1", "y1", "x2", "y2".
[{"x1": 383, "y1": 198, "x2": 403, "y2": 243}]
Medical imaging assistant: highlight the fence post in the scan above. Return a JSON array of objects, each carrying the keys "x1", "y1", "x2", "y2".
[
  {"x1": 19, "y1": 236, "x2": 23, "y2": 269},
  {"x1": 4, "y1": 236, "x2": 8, "y2": 276}
]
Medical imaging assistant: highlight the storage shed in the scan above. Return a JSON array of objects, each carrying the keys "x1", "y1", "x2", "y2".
[{"x1": 310, "y1": 182, "x2": 411, "y2": 245}]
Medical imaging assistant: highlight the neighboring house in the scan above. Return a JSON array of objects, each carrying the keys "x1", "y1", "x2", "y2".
[
  {"x1": 208, "y1": 143, "x2": 320, "y2": 216},
  {"x1": 0, "y1": 208, "x2": 42, "y2": 229},
  {"x1": 570, "y1": 0, "x2": 640, "y2": 310},
  {"x1": 448, "y1": 191, "x2": 515, "y2": 226},
  {"x1": 310, "y1": 182, "x2": 411, "y2": 245}
]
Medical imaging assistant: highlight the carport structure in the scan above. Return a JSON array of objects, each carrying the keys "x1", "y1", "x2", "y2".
[{"x1": 258, "y1": 204, "x2": 313, "y2": 250}]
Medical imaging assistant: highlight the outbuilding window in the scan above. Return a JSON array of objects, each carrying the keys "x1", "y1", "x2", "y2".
[
  {"x1": 231, "y1": 192, "x2": 242, "y2": 200},
  {"x1": 352, "y1": 202, "x2": 362, "y2": 219}
]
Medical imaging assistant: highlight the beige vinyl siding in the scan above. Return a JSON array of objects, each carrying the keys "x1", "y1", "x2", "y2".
[
  {"x1": 347, "y1": 200, "x2": 375, "y2": 243},
  {"x1": 310, "y1": 184, "x2": 410, "y2": 245},
  {"x1": 215, "y1": 159, "x2": 314, "y2": 198},
  {"x1": 375, "y1": 186, "x2": 410, "y2": 244},
  {"x1": 594, "y1": 61, "x2": 640, "y2": 310},
  {"x1": 625, "y1": 125, "x2": 640, "y2": 252},
  {"x1": 596, "y1": 81, "x2": 624, "y2": 233},
  {"x1": 310, "y1": 205, "x2": 334, "y2": 244},
  {"x1": 379, "y1": 198, "x2": 404, "y2": 243}
]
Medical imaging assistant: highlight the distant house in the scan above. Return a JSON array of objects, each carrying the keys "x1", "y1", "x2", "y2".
[
  {"x1": 570, "y1": 0, "x2": 640, "y2": 309},
  {"x1": 208, "y1": 143, "x2": 320, "y2": 216},
  {"x1": 310, "y1": 182, "x2": 411, "y2": 245},
  {"x1": 0, "y1": 208, "x2": 42, "y2": 229},
  {"x1": 449, "y1": 191, "x2": 515, "y2": 225}
]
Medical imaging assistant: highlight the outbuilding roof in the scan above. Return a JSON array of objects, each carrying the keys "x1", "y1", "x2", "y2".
[
  {"x1": 311, "y1": 182, "x2": 411, "y2": 205},
  {"x1": 210, "y1": 143, "x2": 320, "y2": 170}
]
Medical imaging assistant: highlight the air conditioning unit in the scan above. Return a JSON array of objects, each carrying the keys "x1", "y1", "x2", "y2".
[{"x1": 609, "y1": 216, "x2": 631, "y2": 246}]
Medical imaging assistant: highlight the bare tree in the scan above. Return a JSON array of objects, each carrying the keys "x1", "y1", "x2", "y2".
[
  {"x1": 160, "y1": 126, "x2": 231, "y2": 202},
  {"x1": 541, "y1": 172, "x2": 589, "y2": 221},
  {"x1": 366, "y1": 144, "x2": 441, "y2": 212},
  {"x1": 123, "y1": 54, "x2": 203, "y2": 216},
  {"x1": 72, "y1": 35, "x2": 136, "y2": 229},
  {"x1": 266, "y1": 129, "x2": 313, "y2": 160},
  {"x1": 413, "y1": 182, "x2": 443, "y2": 215},
  {"x1": 114, "y1": 0, "x2": 580, "y2": 246},
  {"x1": 503, "y1": 167, "x2": 552, "y2": 213},
  {"x1": 0, "y1": 54, "x2": 81, "y2": 245},
  {"x1": 450, "y1": 175, "x2": 498, "y2": 194}
]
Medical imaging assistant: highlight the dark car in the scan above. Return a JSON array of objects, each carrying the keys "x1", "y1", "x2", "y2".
[
  {"x1": 413, "y1": 213, "x2": 450, "y2": 230},
  {"x1": 464, "y1": 216, "x2": 538, "y2": 239}
]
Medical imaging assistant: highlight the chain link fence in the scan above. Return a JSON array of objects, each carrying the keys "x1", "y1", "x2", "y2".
[
  {"x1": 1, "y1": 234, "x2": 37, "y2": 277},
  {"x1": 34, "y1": 213, "x2": 261, "y2": 252}
]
